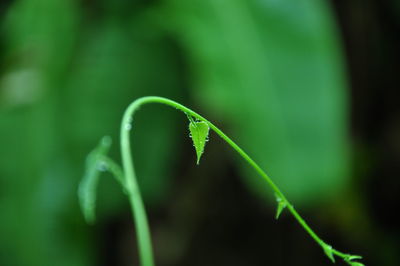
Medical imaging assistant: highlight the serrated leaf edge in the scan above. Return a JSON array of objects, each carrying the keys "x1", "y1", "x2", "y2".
[{"x1": 189, "y1": 121, "x2": 210, "y2": 165}]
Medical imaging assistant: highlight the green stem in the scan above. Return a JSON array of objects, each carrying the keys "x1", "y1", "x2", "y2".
[
  {"x1": 99, "y1": 155, "x2": 125, "y2": 189},
  {"x1": 120, "y1": 96, "x2": 360, "y2": 266}
]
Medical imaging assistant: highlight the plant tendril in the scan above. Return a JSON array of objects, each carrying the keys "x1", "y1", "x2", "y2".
[{"x1": 84, "y1": 96, "x2": 364, "y2": 266}]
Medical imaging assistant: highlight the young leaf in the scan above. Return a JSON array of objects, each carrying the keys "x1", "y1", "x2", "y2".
[
  {"x1": 78, "y1": 136, "x2": 112, "y2": 224},
  {"x1": 275, "y1": 194, "x2": 287, "y2": 219},
  {"x1": 346, "y1": 255, "x2": 362, "y2": 261},
  {"x1": 345, "y1": 255, "x2": 364, "y2": 266},
  {"x1": 349, "y1": 263, "x2": 365, "y2": 266},
  {"x1": 189, "y1": 121, "x2": 210, "y2": 164},
  {"x1": 323, "y1": 245, "x2": 335, "y2": 263}
]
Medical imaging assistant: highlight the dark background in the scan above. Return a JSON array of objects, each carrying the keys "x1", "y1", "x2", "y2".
[{"x1": 0, "y1": 0, "x2": 399, "y2": 265}]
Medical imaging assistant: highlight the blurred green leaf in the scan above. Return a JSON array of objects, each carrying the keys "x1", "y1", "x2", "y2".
[
  {"x1": 163, "y1": 0, "x2": 349, "y2": 205},
  {"x1": 78, "y1": 136, "x2": 112, "y2": 224},
  {"x1": 0, "y1": 0, "x2": 184, "y2": 265}
]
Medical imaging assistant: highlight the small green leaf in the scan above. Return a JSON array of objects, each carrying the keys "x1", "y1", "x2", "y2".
[
  {"x1": 323, "y1": 245, "x2": 335, "y2": 263},
  {"x1": 347, "y1": 255, "x2": 362, "y2": 261},
  {"x1": 345, "y1": 255, "x2": 364, "y2": 266},
  {"x1": 275, "y1": 194, "x2": 287, "y2": 219},
  {"x1": 189, "y1": 121, "x2": 210, "y2": 164}
]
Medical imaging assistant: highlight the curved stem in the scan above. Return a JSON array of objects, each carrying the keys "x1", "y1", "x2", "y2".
[{"x1": 120, "y1": 96, "x2": 360, "y2": 266}]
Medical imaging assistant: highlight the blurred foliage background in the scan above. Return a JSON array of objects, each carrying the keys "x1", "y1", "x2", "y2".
[{"x1": 0, "y1": 0, "x2": 399, "y2": 265}]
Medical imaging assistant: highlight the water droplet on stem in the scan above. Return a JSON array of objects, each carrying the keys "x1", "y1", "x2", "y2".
[
  {"x1": 125, "y1": 123, "x2": 132, "y2": 131},
  {"x1": 97, "y1": 161, "x2": 107, "y2": 172}
]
